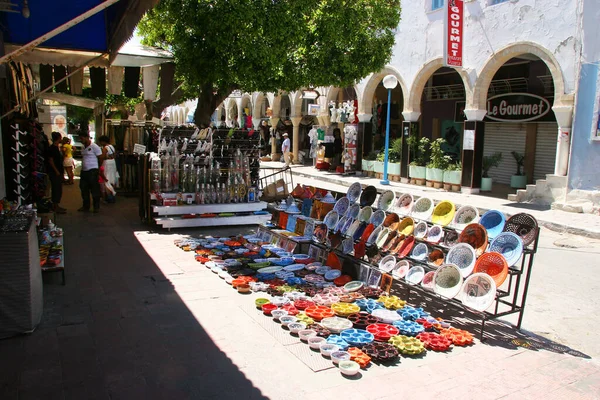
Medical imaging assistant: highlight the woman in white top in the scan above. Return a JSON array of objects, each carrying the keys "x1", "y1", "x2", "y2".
[{"x1": 98, "y1": 135, "x2": 120, "y2": 187}]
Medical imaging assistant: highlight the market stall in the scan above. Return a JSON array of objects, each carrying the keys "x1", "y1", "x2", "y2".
[{"x1": 171, "y1": 184, "x2": 539, "y2": 375}]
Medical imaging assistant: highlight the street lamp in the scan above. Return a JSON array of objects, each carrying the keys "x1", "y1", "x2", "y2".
[{"x1": 381, "y1": 75, "x2": 398, "y2": 185}]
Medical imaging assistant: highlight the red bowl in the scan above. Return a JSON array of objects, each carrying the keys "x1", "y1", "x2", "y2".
[
  {"x1": 262, "y1": 304, "x2": 278, "y2": 315},
  {"x1": 367, "y1": 323, "x2": 400, "y2": 341}
]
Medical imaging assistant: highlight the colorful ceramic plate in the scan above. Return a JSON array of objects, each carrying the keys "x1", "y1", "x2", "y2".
[
  {"x1": 377, "y1": 190, "x2": 395, "y2": 212},
  {"x1": 325, "y1": 270, "x2": 342, "y2": 281},
  {"x1": 347, "y1": 182, "x2": 362, "y2": 204},
  {"x1": 324, "y1": 211, "x2": 340, "y2": 231},
  {"x1": 257, "y1": 266, "x2": 284, "y2": 274},
  {"x1": 344, "y1": 281, "x2": 364, "y2": 292},
  {"x1": 360, "y1": 186, "x2": 377, "y2": 207},
  {"x1": 283, "y1": 264, "x2": 305, "y2": 272},
  {"x1": 334, "y1": 197, "x2": 350, "y2": 215},
  {"x1": 346, "y1": 204, "x2": 360, "y2": 219},
  {"x1": 370, "y1": 210, "x2": 386, "y2": 227}
]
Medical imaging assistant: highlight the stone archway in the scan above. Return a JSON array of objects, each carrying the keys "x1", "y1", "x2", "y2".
[
  {"x1": 240, "y1": 93, "x2": 252, "y2": 115},
  {"x1": 359, "y1": 66, "x2": 409, "y2": 115},
  {"x1": 472, "y1": 41, "x2": 569, "y2": 110},
  {"x1": 408, "y1": 57, "x2": 473, "y2": 114}
]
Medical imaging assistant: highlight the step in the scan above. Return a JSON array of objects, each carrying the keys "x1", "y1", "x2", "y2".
[
  {"x1": 526, "y1": 184, "x2": 536, "y2": 196},
  {"x1": 516, "y1": 189, "x2": 528, "y2": 202},
  {"x1": 545, "y1": 174, "x2": 568, "y2": 188},
  {"x1": 507, "y1": 194, "x2": 518, "y2": 202}
]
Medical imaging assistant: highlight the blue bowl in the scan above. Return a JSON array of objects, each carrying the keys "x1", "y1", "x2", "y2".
[{"x1": 480, "y1": 210, "x2": 506, "y2": 239}]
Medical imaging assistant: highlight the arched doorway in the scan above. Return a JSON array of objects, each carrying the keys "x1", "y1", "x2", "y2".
[{"x1": 240, "y1": 94, "x2": 253, "y2": 129}]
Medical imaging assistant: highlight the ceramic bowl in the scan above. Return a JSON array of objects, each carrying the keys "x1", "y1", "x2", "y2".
[
  {"x1": 319, "y1": 343, "x2": 340, "y2": 357},
  {"x1": 405, "y1": 266, "x2": 425, "y2": 285},
  {"x1": 308, "y1": 336, "x2": 327, "y2": 350},
  {"x1": 237, "y1": 284, "x2": 251, "y2": 294},
  {"x1": 434, "y1": 264, "x2": 464, "y2": 299},
  {"x1": 339, "y1": 360, "x2": 361, "y2": 376},
  {"x1": 255, "y1": 298, "x2": 270, "y2": 309},
  {"x1": 331, "y1": 351, "x2": 352, "y2": 365},
  {"x1": 271, "y1": 309, "x2": 289, "y2": 321},
  {"x1": 288, "y1": 322, "x2": 307, "y2": 334},
  {"x1": 262, "y1": 304, "x2": 278, "y2": 315},
  {"x1": 299, "y1": 329, "x2": 317, "y2": 341}
]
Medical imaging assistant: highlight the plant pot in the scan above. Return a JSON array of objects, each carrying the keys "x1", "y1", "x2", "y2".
[
  {"x1": 511, "y1": 175, "x2": 527, "y2": 189},
  {"x1": 426, "y1": 168, "x2": 444, "y2": 183},
  {"x1": 388, "y1": 162, "x2": 401, "y2": 176},
  {"x1": 361, "y1": 160, "x2": 373, "y2": 172},
  {"x1": 481, "y1": 177, "x2": 493, "y2": 192},
  {"x1": 374, "y1": 161, "x2": 384, "y2": 173},
  {"x1": 409, "y1": 165, "x2": 426, "y2": 180},
  {"x1": 443, "y1": 170, "x2": 462, "y2": 185}
]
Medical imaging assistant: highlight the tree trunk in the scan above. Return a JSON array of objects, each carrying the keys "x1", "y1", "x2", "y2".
[
  {"x1": 193, "y1": 84, "x2": 232, "y2": 127},
  {"x1": 151, "y1": 83, "x2": 184, "y2": 119}
]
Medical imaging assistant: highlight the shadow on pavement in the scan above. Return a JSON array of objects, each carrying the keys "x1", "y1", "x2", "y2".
[{"x1": 0, "y1": 183, "x2": 268, "y2": 400}]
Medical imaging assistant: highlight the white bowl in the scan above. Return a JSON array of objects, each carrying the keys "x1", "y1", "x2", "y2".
[
  {"x1": 288, "y1": 322, "x2": 307, "y2": 334},
  {"x1": 331, "y1": 351, "x2": 351, "y2": 365},
  {"x1": 280, "y1": 316, "x2": 298, "y2": 326},
  {"x1": 308, "y1": 337, "x2": 326, "y2": 350},
  {"x1": 299, "y1": 329, "x2": 317, "y2": 342},
  {"x1": 271, "y1": 310, "x2": 289, "y2": 321},
  {"x1": 319, "y1": 343, "x2": 340, "y2": 357},
  {"x1": 339, "y1": 360, "x2": 360, "y2": 376}
]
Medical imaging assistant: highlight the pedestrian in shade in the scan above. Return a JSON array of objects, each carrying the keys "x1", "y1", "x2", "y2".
[
  {"x1": 78, "y1": 131, "x2": 102, "y2": 213},
  {"x1": 47, "y1": 131, "x2": 66, "y2": 214}
]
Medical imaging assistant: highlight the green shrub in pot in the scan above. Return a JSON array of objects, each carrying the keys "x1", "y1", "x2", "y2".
[{"x1": 481, "y1": 152, "x2": 502, "y2": 191}]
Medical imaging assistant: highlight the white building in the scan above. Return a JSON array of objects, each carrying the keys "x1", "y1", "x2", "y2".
[{"x1": 221, "y1": 0, "x2": 600, "y2": 210}]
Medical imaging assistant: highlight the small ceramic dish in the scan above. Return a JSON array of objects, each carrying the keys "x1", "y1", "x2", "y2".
[
  {"x1": 262, "y1": 304, "x2": 278, "y2": 315},
  {"x1": 271, "y1": 310, "x2": 289, "y2": 321},
  {"x1": 255, "y1": 298, "x2": 270, "y2": 309},
  {"x1": 280, "y1": 315, "x2": 298, "y2": 326},
  {"x1": 237, "y1": 284, "x2": 251, "y2": 294},
  {"x1": 331, "y1": 351, "x2": 352, "y2": 365},
  {"x1": 308, "y1": 336, "x2": 327, "y2": 350},
  {"x1": 343, "y1": 281, "x2": 364, "y2": 293},
  {"x1": 299, "y1": 329, "x2": 317, "y2": 341},
  {"x1": 405, "y1": 266, "x2": 425, "y2": 285},
  {"x1": 288, "y1": 322, "x2": 307, "y2": 334},
  {"x1": 319, "y1": 343, "x2": 340, "y2": 357},
  {"x1": 339, "y1": 360, "x2": 361, "y2": 376}
]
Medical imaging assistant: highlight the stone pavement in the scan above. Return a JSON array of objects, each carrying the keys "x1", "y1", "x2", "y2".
[
  {"x1": 1, "y1": 183, "x2": 599, "y2": 400},
  {"x1": 261, "y1": 162, "x2": 600, "y2": 239}
]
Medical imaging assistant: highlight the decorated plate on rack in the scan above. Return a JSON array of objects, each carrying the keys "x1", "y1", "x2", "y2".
[
  {"x1": 323, "y1": 211, "x2": 340, "y2": 231},
  {"x1": 376, "y1": 228, "x2": 391, "y2": 248},
  {"x1": 370, "y1": 210, "x2": 386, "y2": 227},
  {"x1": 377, "y1": 190, "x2": 395, "y2": 212},
  {"x1": 346, "y1": 204, "x2": 360, "y2": 219},
  {"x1": 357, "y1": 206, "x2": 373, "y2": 223},
  {"x1": 460, "y1": 273, "x2": 497, "y2": 312},
  {"x1": 392, "y1": 260, "x2": 410, "y2": 279},
  {"x1": 367, "y1": 226, "x2": 382, "y2": 246},
  {"x1": 379, "y1": 255, "x2": 397, "y2": 273},
  {"x1": 313, "y1": 223, "x2": 329, "y2": 244},
  {"x1": 347, "y1": 182, "x2": 362, "y2": 204},
  {"x1": 333, "y1": 197, "x2": 350, "y2": 215},
  {"x1": 346, "y1": 220, "x2": 361, "y2": 238},
  {"x1": 340, "y1": 217, "x2": 355, "y2": 236},
  {"x1": 433, "y1": 264, "x2": 463, "y2": 299},
  {"x1": 396, "y1": 193, "x2": 414, "y2": 216},
  {"x1": 405, "y1": 266, "x2": 425, "y2": 285},
  {"x1": 335, "y1": 215, "x2": 348, "y2": 233},
  {"x1": 360, "y1": 186, "x2": 378, "y2": 207},
  {"x1": 414, "y1": 221, "x2": 428, "y2": 239},
  {"x1": 342, "y1": 238, "x2": 355, "y2": 255}
]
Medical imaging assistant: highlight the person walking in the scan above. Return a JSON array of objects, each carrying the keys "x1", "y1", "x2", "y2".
[
  {"x1": 98, "y1": 135, "x2": 119, "y2": 188},
  {"x1": 61, "y1": 137, "x2": 74, "y2": 185},
  {"x1": 78, "y1": 131, "x2": 103, "y2": 213},
  {"x1": 47, "y1": 131, "x2": 66, "y2": 214},
  {"x1": 281, "y1": 132, "x2": 291, "y2": 167}
]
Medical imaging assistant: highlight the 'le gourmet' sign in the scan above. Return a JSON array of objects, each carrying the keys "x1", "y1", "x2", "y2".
[
  {"x1": 486, "y1": 93, "x2": 552, "y2": 122},
  {"x1": 444, "y1": 0, "x2": 464, "y2": 68}
]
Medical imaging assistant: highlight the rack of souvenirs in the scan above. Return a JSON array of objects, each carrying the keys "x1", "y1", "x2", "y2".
[
  {"x1": 142, "y1": 128, "x2": 270, "y2": 229},
  {"x1": 39, "y1": 219, "x2": 65, "y2": 285}
]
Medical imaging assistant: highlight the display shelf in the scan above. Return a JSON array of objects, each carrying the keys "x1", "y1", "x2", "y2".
[
  {"x1": 41, "y1": 236, "x2": 65, "y2": 285},
  {"x1": 153, "y1": 201, "x2": 267, "y2": 216},
  {"x1": 155, "y1": 214, "x2": 271, "y2": 230}
]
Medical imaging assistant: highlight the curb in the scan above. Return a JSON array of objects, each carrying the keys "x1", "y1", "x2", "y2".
[{"x1": 290, "y1": 170, "x2": 600, "y2": 240}]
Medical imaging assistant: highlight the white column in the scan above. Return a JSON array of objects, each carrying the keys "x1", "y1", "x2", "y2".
[
  {"x1": 252, "y1": 117, "x2": 262, "y2": 130},
  {"x1": 270, "y1": 117, "x2": 280, "y2": 156},
  {"x1": 552, "y1": 105, "x2": 574, "y2": 176},
  {"x1": 291, "y1": 116, "x2": 302, "y2": 164},
  {"x1": 357, "y1": 113, "x2": 373, "y2": 123}
]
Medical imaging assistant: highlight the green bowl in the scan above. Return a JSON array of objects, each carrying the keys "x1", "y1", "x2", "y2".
[
  {"x1": 249, "y1": 262, "x2": 271, "y2": 270},
  {"x1": 255, "y1": 298, "x2": 270, "y2": 309}
]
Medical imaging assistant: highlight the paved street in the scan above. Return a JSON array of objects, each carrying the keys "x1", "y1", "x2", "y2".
[{"x1": 1, "y1": 183, "x2": 599, "y2": 399}]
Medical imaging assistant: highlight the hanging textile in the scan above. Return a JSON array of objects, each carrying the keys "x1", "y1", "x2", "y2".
[
  {"x1": 39, "y1": 64, "x2": 52, "y2": 91},
  {"x1": 53, "y1": 66, "x2": 68, "y2": 93},
  {"x1": 160, "y1": 62, "x2": 175, "y2": 100},
  {"x1": 124, "y1": 67, "x2": 140, "y2": 98},
  {"x1": 68, "y1": 67, "x2": 83, "y2": 95},
  {"x1": 108, "y1": 66, "x2": 124, "y2": 95},
  {"x1": 142, "y1": 65, "x2": 160, "y2": 101},
  {"x1": 89, "y1": 67, "x2": 106, "y2": 98}
]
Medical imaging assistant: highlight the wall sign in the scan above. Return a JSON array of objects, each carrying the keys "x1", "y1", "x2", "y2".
[
  {"x1": 486, "y1": 93, "x2": 552, "y2": 122},
  {"x1": 444, "y1": 0, "x2": 464, "y2": 68}
]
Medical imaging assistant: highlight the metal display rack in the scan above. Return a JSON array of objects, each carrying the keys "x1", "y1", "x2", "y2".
[{"x1": 258, "y1": 188, "x2": 539, "y2": 341}]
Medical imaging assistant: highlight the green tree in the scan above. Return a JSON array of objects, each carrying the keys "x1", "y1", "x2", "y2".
[{"x1": 138, "y1": 0, "x2": 401, "y2": 125}]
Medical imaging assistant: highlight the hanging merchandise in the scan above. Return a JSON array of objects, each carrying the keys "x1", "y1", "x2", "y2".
[{"x1": 343, "y1": 124, "x2": 358, "y2": 174}]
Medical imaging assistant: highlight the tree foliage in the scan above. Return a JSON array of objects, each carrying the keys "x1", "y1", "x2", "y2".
[{"x1": 138, "y1": 0, "x2": 401, "y2": 124}]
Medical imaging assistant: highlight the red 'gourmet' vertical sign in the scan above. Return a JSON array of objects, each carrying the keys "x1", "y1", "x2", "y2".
[{"x1": 444, "y1": 0, "x2": 464, "y2": 67}]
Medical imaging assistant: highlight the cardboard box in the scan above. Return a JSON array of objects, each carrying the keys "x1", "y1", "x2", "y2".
[{"x1": 261, "y1": 179, "x2": 289, "y2": 202}]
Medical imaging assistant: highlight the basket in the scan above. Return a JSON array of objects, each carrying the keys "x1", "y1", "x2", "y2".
[
  {"x1": 445, "y1": 243, "x2": 476, "y2": 277},
  {"x1": 458, "y1": 223, "x2": 488, "y2": 256},
  {"x1": 397, "y1": 217, "x2": 415, "y2": 236},
  {"x1": 479, "y1": 210, "x2": 506, "y2": 239},
  {"x1": 473, "y1": 252, "x2": 509, "y2": 287},
  {"x1": 426, "y1": 225, "x2": 444, "y2": 244},
  {"x1": 453, "y1": 205, "x2": 479, "y2": 229},
  {"x1": 370, "y1": 210, "x2": 386, "y2": 227},
  {"x1": 414, "y1": 221, "x2": 428, "y2": 239},
  {"x1": 377, "y1": 190, "x2": 396, "y2": 212},
  {"x1": 347, "y1": 182, "x2": 362, "y2": 204},
  {"x1": 411, "y1": 197, "x2": 434, "y2": 221},
  {"x1": 395, "y1": 193, "x2": 414, "y2": 216},
  {"x1": 411, "y1": 243, "x2": 429, "y2": 261},
  {"x1": 431, "y1": 201, "x2": 456, "y2": 227},
  {"x1": 489, "y1": 232, "x2": 523, "y2": 266},
  {"x1": 358, "y1": 206, "x2": 373, "y2": 223},
  {"x1": 502, "y1": 213, "x2": 538, "y2": 247},
  {"x1": 433, "y1": 264, "x2": 463, "y2": 299},
  {"x1": 460, "y1": 273, "x2": 497, "y2": 312},
  {"x1": 383, "y1": 213, "x2": 400, "y2": 227}
]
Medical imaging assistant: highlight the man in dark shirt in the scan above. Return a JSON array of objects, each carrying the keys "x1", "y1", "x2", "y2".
[{"x1": 48, "y1": 131, "x2": 66, "y2": 213}]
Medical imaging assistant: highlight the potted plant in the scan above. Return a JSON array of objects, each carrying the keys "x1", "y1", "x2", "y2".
[
  {"x1": 426, "y1": 138, "x2": 451, "y2": 188},
  {"x1": 443, "y1": 161, "x2": 462, "y2": 191},
  {"x1": 481, "y1": 152, "x2": 502, "y2": 192},
  {"x1": 511, "y1": 151, "x2": 527, "y2": 189},
  {"x1": 408, "y1": 136, "x2": 429, "y2": 185},
  {"x1": 374, "y1": 152, "x2": 385, "y2": 176},
  {"x1": 361, "y1": 150, "x2": 378, "y2": 176}
]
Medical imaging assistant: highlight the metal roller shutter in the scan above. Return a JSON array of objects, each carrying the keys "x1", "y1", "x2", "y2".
[
  {"x1": 483, "y1": 123, "x2": 527, "y2": 185},
  {"x1": 534, "y1": 123, "x2": 558, "y2": 181}
]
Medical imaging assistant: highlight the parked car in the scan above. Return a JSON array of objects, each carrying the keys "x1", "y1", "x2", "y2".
[{"x1": 69, "y1": 135, "x2": 84, "y2": 158}]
